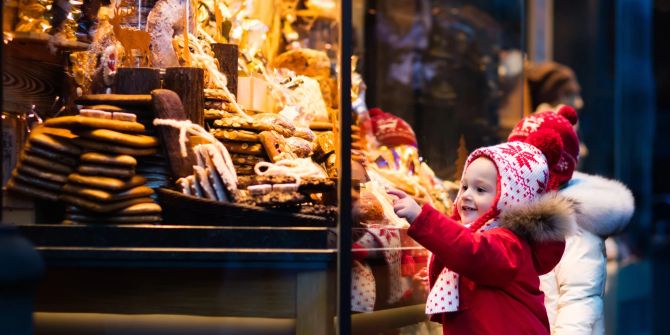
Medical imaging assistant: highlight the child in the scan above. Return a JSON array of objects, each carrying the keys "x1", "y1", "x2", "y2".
[
  {"x1": 390, "y1": 140, "x2": 574, "y2": 335},
  {"x1": 508, "y1": 105, "x2": 634, "y2": 335}
]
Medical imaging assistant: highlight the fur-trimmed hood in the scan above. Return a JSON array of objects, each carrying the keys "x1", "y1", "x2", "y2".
[
  {"x1": 560, "y1": 171, "x2": 634, "y2": 237},
  {"x1": 498, "y1": 192, "x2": 576, "y2": 275},
  {"x1": 498, "y1": 192, "x2": 576, "y2": 242}
]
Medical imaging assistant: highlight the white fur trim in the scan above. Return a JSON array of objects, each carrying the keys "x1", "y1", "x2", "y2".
[{"x1": 561, "y1": 172, "x2": 634, "y2": 237}]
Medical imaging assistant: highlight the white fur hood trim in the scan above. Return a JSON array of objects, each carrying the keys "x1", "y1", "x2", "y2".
[{"x1": 560, "y1": 171, "x2": 635, "y2": 237}]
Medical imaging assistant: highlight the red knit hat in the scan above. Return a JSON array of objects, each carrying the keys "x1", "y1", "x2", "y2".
[
  {"x1": 508, "y1": 105, "x2": 579, "y2": 190},
  {"x1": 369, "y1": 108, "x2": 417, "y2": 147}
]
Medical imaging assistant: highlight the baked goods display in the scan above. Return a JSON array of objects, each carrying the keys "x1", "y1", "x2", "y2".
[
  {"x1": 7, "y1": 106, "x2": 164, "y2": 224},
  {"x1": 3, "y1": 0, "x2": 456, "y2": 230}
]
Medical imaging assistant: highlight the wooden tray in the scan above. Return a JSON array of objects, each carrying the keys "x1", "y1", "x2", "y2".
[{"x1": 156, "y1": 188, "x2": 336, "y2": 227}]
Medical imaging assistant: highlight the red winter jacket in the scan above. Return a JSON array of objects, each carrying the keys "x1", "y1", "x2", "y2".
[{"x1": 408, "y1": 194, "x2": 574, "y2": 335}]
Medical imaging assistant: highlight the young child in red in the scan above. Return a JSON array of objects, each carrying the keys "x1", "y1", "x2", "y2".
[{"x1": 390, "y1": 140, "x2": 574, "y2": 335}]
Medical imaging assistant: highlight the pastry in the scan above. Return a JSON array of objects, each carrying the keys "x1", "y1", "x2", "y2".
[
  {"x1": 286, "y1": 137, "x2": 313, "y2": 158},
  {"x1": 313, "y1": 131, "x2": 335, "y2": 161},
  {"x1": 259, "y1": 130, "x2": 296, "y2": 162},
  {"x1": 271, "y1": 48, "x2": 331, "y2": 78}
]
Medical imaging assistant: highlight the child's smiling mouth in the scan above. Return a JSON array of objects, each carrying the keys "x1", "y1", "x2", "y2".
[{"x1": 461, "y1": 205, "x2": 477, "y2": 212}]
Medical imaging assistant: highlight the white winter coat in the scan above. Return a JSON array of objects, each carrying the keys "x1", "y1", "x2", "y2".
[{"x1": 540, "y1": 172, "x2": 634, "y2": 335}]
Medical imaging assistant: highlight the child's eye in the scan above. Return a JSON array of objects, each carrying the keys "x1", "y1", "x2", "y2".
[
  {"x1": 477, "y1": 187, "x2": 486, "y2": 193},
  {"x1": 461, "y1": 185, "x2": 468, "y2": 191}
]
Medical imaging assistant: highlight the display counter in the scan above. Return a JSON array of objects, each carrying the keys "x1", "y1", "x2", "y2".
[{"x1": 18, "y1": 222, "x2": 337, "y2": 335}]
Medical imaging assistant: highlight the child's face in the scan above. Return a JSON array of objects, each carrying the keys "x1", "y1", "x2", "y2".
[{"x1": 457, "y1": 157, "x2": 498, "y2": 226}]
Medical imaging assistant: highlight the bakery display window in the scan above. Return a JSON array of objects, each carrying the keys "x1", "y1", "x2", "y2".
[{"x1": 348, "y1": 0, "x2": 525, "y2": 333}]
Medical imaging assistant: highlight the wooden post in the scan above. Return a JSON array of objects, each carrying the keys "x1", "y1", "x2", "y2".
[
  {"x1": 163, "y1": 67, "x2": 204, "y2": 126},
  {"x1": 113, "y1": 67, "x2": 161, "y2": 94},
  {"x1": 211, "y1": 43, "x2": 238, "y2": 97}
]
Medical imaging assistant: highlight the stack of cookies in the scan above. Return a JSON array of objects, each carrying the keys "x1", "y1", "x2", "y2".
[
  {"x1": 43, "y1": 111, "x2": 163, "y2": 224},
  {"x1": 203, "y1": 88, "x2": 239, "y2": 121},
  {"x1": 76, "y1": 95, "x2": 172, "y2": 197},
  {"x1": 6, "y1": 127, "x2": 81, "y2": 202},
  {"x1": 209, "y1": 113, "x2": 310, "y2": 176}
]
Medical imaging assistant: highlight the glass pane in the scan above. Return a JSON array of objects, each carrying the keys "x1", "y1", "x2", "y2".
[{"x1": 351, "y1": 0, "x2": 524, "y2": 333}]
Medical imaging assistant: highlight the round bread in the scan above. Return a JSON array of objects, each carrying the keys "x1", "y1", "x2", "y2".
[{"x1": 358, "y1": 191, "x2": 384, "y2": 222}]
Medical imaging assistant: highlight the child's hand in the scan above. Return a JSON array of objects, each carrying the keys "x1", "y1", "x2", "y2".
[{"x1": 387, "y1": 189, "x2": 422, "y2": 224}]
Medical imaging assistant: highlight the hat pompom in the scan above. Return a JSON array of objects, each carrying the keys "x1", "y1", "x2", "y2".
[
  {"x1": 369, "y1": 107, "x2": 384, "y2": 117},
  {"x1": 556, "y1": 105, "x2": 578, "y2": 125},
  {"x1": 525, "y1": 129, "x2": 563, "y2": 167}
]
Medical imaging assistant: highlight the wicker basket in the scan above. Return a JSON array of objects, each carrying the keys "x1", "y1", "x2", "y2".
[{"x1": 156, "y1": 188, "x2": 334, "y2": 227}]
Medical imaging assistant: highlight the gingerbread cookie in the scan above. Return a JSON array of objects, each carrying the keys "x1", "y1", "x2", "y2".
[
  {"x1": 25, "y1": 145, "x2": 78, "y2": 166},
  {"x1": 80, "y1": 152, "x2": 137, "y2": 168},
  {"x1": 21, "y1": 153, "x2": 73, "y2": 174},
  {"x1": 74, "y1": 138, "x2": 158, "y2": 156},
  {"x1": 13, "y1": 172, "x2": 63, "y2": 192},
  {"x1": 29, "y1": 131, "x2": 81, "y2": 156},
  {"x1": 78, "y1": 164, "x2": 135, "y2": 179},
  {"x1": 17, "y1": 164, "x2": 68, "y2": 184},
  {"x1": 211, "y1": 129, "x2": 259, "y2": 142},
  {"x1": 44, "y1": 115, "x2": 145, "y2": 133},
  {"x1": 230, "y1": 154, "x2": 266, "y2": 166},
  {"x1": 34, "y1": 126, "x2": 78, "y2": 140},
  {"x1": 222, "y1": 142, "x2": 264, "y2": 155},
  {"x1": 76, "y1": 129, "x2": 158, "y2": 148},
  {"x1": 60, "y1": 195, "x2": 155, "y2": 213},
  {"x1": 213, "y1": 114, "x2": 295, "y2": 137},
  {"x1": 63, "y1": 184, "x2": 153, "y2": 202},
  {"x1": 6, "y1": 179, "x2": 59, "y2": 201},
  {"x1": 234, "y1": 165, "x2": 256, "y2": 175},
  {"x1": 67, "y1": 173, "x2": 147, "y2": 191}
]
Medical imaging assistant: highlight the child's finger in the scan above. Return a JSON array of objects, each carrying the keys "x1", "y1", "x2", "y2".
[{"x1": 387, "y1": 188, "x2": 407, "y2": 199}]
